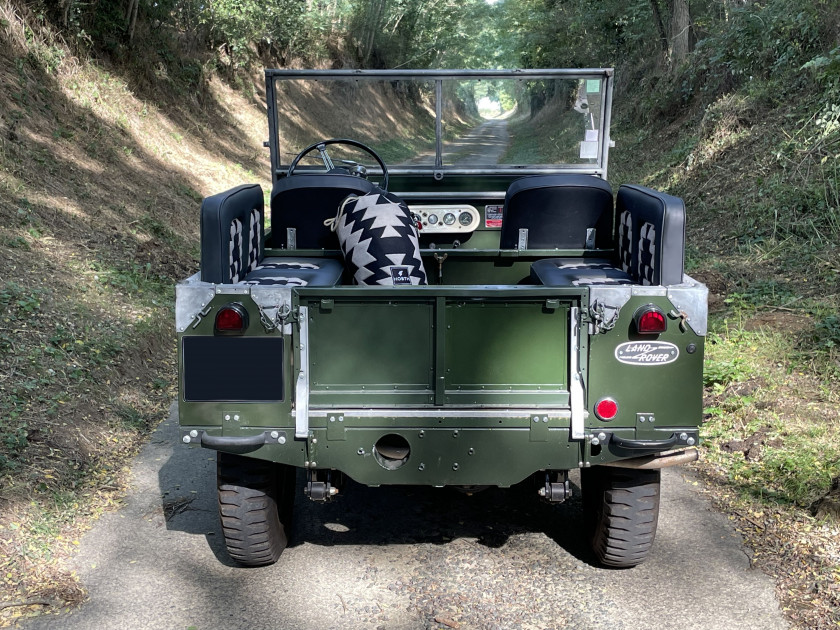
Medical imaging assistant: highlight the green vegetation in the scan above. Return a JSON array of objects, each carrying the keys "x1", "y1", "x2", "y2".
[{"x1": 1, "y1": 0, "x2": 840, "y2": 626}]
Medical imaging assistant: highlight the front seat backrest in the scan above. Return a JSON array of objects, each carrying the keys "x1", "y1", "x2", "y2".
[
  {"x1": 500, "y1": 174, "x2": 614, "y2": 249},
  {"x1": 270, "y1": 174, "x2": 376, "y2": 249}
]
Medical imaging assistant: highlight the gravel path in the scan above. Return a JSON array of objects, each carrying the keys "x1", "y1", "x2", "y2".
[{"x1": 21, "y1": 407, "x2": 788, "y2": 630}]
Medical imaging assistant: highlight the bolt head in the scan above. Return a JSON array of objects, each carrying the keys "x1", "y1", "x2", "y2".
[
  {"x1": 597, "y1": 432, "x2": 607, "y2": 441},
  {"x1": 278, "y1": 436, "x2": 286, "y2": 444},
  {"x1": 687, "y1": 437, "x2": 696, "y2": 446},
  {"x1": 182, "y1": 435, "x2": 191, "y2": 444},
  {"x1": 590, "y1": 437, "x2": 600, "y2": 446},
  {"x1": 312, "y1": 438, "x2": 317, "y2": 444},
  {"x1": 189, "y1": 430, "x2": 198, "y2": 438},
  {"x1": 679, "y1": 432, "x2": 688, "y2": 441},
  {"x1": 270, "y1": 431, "x2": 279, "y2": 439}
]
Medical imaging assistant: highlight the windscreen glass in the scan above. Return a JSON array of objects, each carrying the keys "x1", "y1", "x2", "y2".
[{"x1": 273, "y1": 75, "x2": 605, "y2": 171}]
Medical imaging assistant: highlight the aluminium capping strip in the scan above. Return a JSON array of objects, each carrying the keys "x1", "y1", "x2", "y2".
[
  {"x1": 569, "y1": 306, "x2": 587, "y2": 440},
  {"x1": 295, "y1": 305, "x2": 310, "y2": 438}
]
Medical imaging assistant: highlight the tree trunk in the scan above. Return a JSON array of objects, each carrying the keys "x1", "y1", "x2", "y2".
[
  {"x1": 668, "y1": 0, "x2": 691, "y2": 67},
  {"x1": 125, "y1": 0, "x2": 139, "y2": 44},
  {"x1": 649, "y1": 0, "x2": 669, "y2": 57}
]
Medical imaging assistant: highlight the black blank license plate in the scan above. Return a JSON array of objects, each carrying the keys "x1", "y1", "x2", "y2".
[{"x1": 182, "y1": 336, "x2": 284, "y2": 402}]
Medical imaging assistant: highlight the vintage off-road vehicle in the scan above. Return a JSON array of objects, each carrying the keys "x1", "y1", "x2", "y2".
[{"x1": 176, "y1": 69, "x2": 707, "y2": 568}]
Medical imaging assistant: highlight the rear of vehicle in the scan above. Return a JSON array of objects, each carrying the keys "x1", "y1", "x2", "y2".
[{"x1": 176, "y1": 69, "x2": 707, "y2": 568}]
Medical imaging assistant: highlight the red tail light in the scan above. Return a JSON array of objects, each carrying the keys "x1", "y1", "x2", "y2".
[
  {"x1": 215, "y1": 303, "x2": 248, "y2": 334},
  {"x1": 634, "y1": 305, "x2": 667, "y2": 334},
  {"x1": 594, "y1": 398, "x2": 618, "y2": 421}
]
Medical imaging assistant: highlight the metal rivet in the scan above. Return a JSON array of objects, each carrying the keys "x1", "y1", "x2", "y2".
[
  {"x1": 310, "y1": 461, "x2": 316, "y2": 467},
  {"x1": 418, "y1": 431, "x2": 425, "y2": 438},
  {"x1": 418, "y1": 463, "x2": 425, "y2": 471},
  {"x1": 452, "y1": 430, "x2": 459, "y2": 438},
  {"x1": 189, "y1": 430, "x2": 198, "y2": 438},
  {"x1": 312, "y1": 438, "x2": 317, "y2": 444},
  {"x1": 270, "y1": 431, "x2": 279, "y2": 439},
  {"x1": 468, "y1": 448, "x2": 474, "y2": 455},
  {"x1": 357, "y1": 448, "x2": 364, "y2": 455},
  {"x1": 452, "y1": 463, "x2": 459, "y2": 471}
]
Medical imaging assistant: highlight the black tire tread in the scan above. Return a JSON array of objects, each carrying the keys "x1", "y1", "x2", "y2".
[
  {"x1": 217, "y1": 453, "x2": 294, "y2": 566},
  {"x1": 582, "y1": 467, "x2": 661, "y2": 568}
]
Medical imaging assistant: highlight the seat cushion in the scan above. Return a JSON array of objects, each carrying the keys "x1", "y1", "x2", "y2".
[
  {"x1": 239, "y1": 257, "x2": 344, "y2": 287},
  {"x1": 334, "y1": 189, "x2": 427, "y2": 286},
  {"x1": 531, "y1": 258, "x2": 632, "y2": 287}
]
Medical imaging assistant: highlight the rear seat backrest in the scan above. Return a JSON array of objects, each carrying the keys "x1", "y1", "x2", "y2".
[
  {"x1": 200, "y1": 184, "x2": 264, "y2": 284},
  {"x1": 500, "y1": 174, "x2": 614, "y2": 249},
  {"x1": 616, "y1": 185, "x2": 685, "y2": 286}
]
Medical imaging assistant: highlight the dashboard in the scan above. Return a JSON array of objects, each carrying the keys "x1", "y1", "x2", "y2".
[{"x1": 409, "y1": 204, "x2": 481, "y2": 234}]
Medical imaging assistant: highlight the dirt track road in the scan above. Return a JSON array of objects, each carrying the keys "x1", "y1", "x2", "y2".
[
  {"x1": 21, "y1": 406, "x2": 788, "y2": 630},
  {"x1": 410, "y1": 118, "x2": 510, "y2": 167}
]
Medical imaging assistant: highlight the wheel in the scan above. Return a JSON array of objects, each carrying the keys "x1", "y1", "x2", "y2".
[
  {"x1": 287, "y1": 138, "x2": 389, "y2": 190},
  {"x1": 217, "y1": 452, "x2": 296, "y2": 566},
  {"x1": 581, "y1": 466, "x2": 661, "y2": 568}
]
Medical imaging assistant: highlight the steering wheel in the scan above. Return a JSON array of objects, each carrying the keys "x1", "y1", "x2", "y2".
[{"x1": 287, "y1": 138, "x2": 389, "y2": 191}]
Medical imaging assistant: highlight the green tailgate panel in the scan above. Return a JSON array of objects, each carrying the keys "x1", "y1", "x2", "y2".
[
  {"x1": 444, "y1": 302, "x2": 569, "y2": 405},
  {"x1": 307, "y1": 298, "x2": 570, "y2": 407},
  {"x1": 309, "y1": 301, "x2": 435, "y2": 405}
]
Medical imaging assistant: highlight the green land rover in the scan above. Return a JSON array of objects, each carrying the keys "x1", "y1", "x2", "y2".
[{"x1": 175, "y1": 69, "x2": 707, "y2": 568}]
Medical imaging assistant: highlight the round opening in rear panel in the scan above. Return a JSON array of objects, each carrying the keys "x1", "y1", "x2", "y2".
[{"x1": 372, "y1": 434, "x2": 411, "y2": 470}]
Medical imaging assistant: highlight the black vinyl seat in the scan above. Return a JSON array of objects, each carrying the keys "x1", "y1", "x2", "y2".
[
  {"x1": 500, "y1": 174, "x2": 614, "y2": 250},
  {"x1": 270, "y1": 174, "x2": 376, "y2": 249},
  {"x1": 240, "y1": 257, "x2": 344, "y2": 287}
]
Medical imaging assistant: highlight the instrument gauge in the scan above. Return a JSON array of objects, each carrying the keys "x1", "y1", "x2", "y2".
[
  {"x1": 443, "y1": 213, "x2": 456, "y2": 226},
  {"x1": 428, "y1": 214, "x2": 439, "y2": 225},
  {"x1": 458, "y1": 212, "x2": 472, "y2": 227}
]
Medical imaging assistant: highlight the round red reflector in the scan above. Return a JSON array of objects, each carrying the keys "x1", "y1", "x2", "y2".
[
  {"x1": 215, "y1": 305, "x2": 246, "y2": 332},
  {"x1": 595, "y1": 398, "x2": 618, "y2": 421},
  {"x1": 636, "y1": 308, "x2": 667, "y2": 334}
]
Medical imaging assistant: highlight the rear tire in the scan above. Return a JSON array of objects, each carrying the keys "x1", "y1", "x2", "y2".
[
  {"x1": 217, "y1": 453, "x2": 296, "y2": 566},
  {"x1": 581, "y1": 466, "x2": 661, "y2": 568}
]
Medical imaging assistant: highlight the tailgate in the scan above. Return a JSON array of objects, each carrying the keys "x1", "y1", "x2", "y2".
[{"x1": 300, "y1": 291, "x2": 575, "y2": 409}]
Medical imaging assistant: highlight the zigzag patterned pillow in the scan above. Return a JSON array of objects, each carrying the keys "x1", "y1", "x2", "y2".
[{"x1": 333, "y1": 189, "x2": 427, "y2": 286}]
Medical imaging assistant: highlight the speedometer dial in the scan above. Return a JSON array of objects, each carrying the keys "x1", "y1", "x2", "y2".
[{"x1": 458, "y1": 212, "x2": 472, "y2": 226}]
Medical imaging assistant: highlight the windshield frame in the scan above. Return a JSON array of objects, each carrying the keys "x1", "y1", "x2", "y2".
[{"x1": 264, "y1": 68, "x2": 615, "y2": 182}]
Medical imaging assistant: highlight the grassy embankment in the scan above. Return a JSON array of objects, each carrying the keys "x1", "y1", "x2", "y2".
[
  {"x1": 0, "y1": 3, "x2": 438, "y2": 623},
  {"x1": 611, "y1": 82, "x2": 840, "y2": 626},
  {"x1": 502, "y1": 69, "x2": 840, "y2": 626}
]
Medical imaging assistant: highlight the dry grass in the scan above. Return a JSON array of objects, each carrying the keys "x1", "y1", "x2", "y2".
[{"x1": 0, "y1": 2, "x2": 273, "y2": 623}]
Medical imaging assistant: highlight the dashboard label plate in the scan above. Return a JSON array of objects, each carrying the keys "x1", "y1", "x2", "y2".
[{"x1": 485, "y1": 205, "x2": 503, "y2": 228}]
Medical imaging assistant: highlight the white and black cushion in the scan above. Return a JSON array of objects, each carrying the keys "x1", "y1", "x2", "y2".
[{"x1": 333, "y1": 189, "x2": 427, "y2": 286}]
